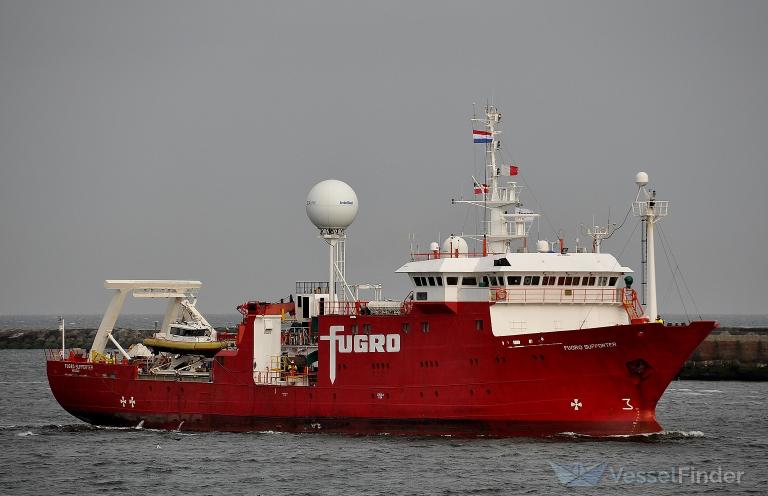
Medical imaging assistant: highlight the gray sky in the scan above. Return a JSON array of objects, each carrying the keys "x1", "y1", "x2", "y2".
[{"x1": 1, "y1": 1, "x2": 766, "y2": 316}]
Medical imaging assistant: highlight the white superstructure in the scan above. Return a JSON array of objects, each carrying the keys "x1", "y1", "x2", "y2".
[
  {"x1": 397, "y1": 104, "x2": 653, "y2": 335},
  {"x1": 397, "y1": 252, "x2": 633, "y2": 335}
]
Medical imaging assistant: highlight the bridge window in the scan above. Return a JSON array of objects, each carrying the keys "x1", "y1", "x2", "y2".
[
  {"x1": 524, "y1": 275, "x2": 541, "y2": 285},
  {"x1": 436, "y1": 277, "x2": 443, "y2": 286},
  {"x1": 507, "y1": 276, "x2": 521, "y2": 285},
  {"x1": 481, "y1": 276, "x2": 490, "y2": 287},
  {"x1": 446, "y1": 276, "x2": 458, "y2": 285},
  {"x1": 489, "y1": 276, "x2": 498, "y2": 286},
  {"x1": 414, "y1": 277, "x2": 423, "y2": 286},
  {"x1": 609, "y1": 276, "x2": 618, "y2": 286},
  {"x1": 598, "y1": 276, "x2": 608, "y2": 286},
  {"x1": 558, "y1": 276, "x2": 566, "y2": 285},
  {"x1": 572, "y1": 277, "x2": 580, "y2": 285},
  {"x1": 586, "y1": 277, "x2": 596, "y2": 285},
  {"x1": 462, "y1": 277, "x2": 477, "y2": 286},
  {"x1": 427, "y1": 276, "x2": 435, "y2": 286},
  {"x1": 542, "y1": 276, "x2": 556, "y2": 286}
]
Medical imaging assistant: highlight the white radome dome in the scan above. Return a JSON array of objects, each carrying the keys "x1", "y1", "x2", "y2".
[
  {"x1": 441, "y1": 235, "x2": 468, "y2": 257},
  {"x1": 306, "y1": 179, "x2": 359, "y2": 229},
  {"x1": 635, "y1": 171, "x2": 649, "y2": 187}
]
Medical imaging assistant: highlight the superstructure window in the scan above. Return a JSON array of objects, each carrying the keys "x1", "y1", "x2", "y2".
[
  {"x1": 571, "y1": 277, "x2": 580, "y2": 285},
  {"x1": 507, "y1": 276, "x2": 521, "y2": 285},
  {"x1": 524, "y1": 275, "x2": 541, "y2": 285},
  {"x1": 598, "y1": 276, "x2": 608, "y2": 286},
  {"x1": 416, "y1": 292, "x2": 428, "y2": 301},
  {"x1": 481, "y1": 276, "x2": 490, "y2": 287},
  {"x1": 414, "y1": 277, "x2": 423, "y2": 287},
  {"x1": 436, "y1": 277, "x2": 443, "y2": 286},
  {"x1": 542, "y1": 276, "x2": 556, "y2": 286},
  {"x1": 558, "y1": 276, "x2": 566, "y2": 285},
  {"x1": 489, "y1": 276, "x2": 499, "y2": 286},
  {"x1": 586, "y1": 276, "x2": 596, "y2": 286},
  {"x1": 462, "y1": 277, "x2": 477, "y2": 286},
  {"x1": 609, "y1": 276, "x2": 618, "y2": 286},
  {"x1": 428, "y1": 276, "x2": 435, "y2": 286},
  {"x1": 446, "y1": 277, "x2": 458, "y2": 286}
]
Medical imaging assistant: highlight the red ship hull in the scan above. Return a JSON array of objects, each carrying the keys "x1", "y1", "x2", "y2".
[{"x1": 46, "y1": 304, "x2": 715, "y2": 437}]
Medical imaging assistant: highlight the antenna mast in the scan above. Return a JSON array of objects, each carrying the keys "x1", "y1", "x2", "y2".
[
  {"x1": 631, "y1": 172, "x2": 668, "y2": 320},
  {"x1": 306, "y1": 180, "x2": 359, "y2": 304},
  {"x1": 581, "y1": 217, "x2": 617, "y2": 253},
  {"x1": 455, "y1": 104, "x2": 538, "y2": 254}
]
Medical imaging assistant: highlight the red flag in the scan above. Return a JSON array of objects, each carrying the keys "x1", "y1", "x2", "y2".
[
  {"x1": 509, "y1": 165, "x2": 519, "y2": 176},
  {"x1": 473, "y1": 182, "x2": 489, "y2": 194}
]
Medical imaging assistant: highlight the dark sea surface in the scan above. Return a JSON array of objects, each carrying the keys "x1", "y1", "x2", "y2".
[{"x1": 1, "y1": 350, "x2": 766, "y2": 495}]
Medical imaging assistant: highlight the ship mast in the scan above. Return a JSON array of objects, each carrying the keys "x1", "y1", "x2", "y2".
[
  {"x1": 632, "y1": 172, "x2": 668, "y2": 320},
  {"x1": 455, "y1": 105, "x2": 538, "y2": 254},
  {"x1": 581, "y1": 218, "x2": 617, "y2": 253}
]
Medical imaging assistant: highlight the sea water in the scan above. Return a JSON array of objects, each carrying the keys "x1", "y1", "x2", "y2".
[{"x1": 0, "y1": 349, "x2": 766, "y2": 495}]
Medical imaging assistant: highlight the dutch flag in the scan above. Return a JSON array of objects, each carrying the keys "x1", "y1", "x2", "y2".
[{"x1": 473, "y1": 130, "x2": 493, "y2": 143}]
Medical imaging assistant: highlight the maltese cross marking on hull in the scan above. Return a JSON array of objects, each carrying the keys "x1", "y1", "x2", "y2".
[{"x1": 570, "y1": 399, "x2": 583, "y2": 411}]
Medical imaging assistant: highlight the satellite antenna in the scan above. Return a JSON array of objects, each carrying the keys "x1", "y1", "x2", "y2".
[{"x1": 306, "y1": 180, "x2": 359, "y2": 304}]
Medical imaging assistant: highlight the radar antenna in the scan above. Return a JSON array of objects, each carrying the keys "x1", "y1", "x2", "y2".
[{"x1": 580, "y1": 216, "x2": 617, "y2": 253}]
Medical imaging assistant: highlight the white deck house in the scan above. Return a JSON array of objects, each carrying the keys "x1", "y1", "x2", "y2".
[{"x1": 397, "y1": 252, "x2": 633, "y2": 336}]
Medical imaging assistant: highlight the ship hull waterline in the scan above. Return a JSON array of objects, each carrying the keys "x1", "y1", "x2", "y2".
[{"x1": 46, "y1": 316, "x2": 715, "y2": 438}]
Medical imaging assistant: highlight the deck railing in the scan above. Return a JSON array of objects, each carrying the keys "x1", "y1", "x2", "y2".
[
  {"x1": 318, "y1": 300, "x2": 410, "y2": 316},
  {"x1": 44, "y1": 349, "x2": 66, "y2": 361},
  {"x1": 489, "y1": 287, "x2": 621, "y2": 304},
  {"x1": 319, "y1": 301, "x2": 370, "y2": 316},
  {"x1": 410, "y1": 251, "x2": 507, "y2": 261},
  {"x1": 295, "y1": 281, "x2": 330, "y2": 294}
]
